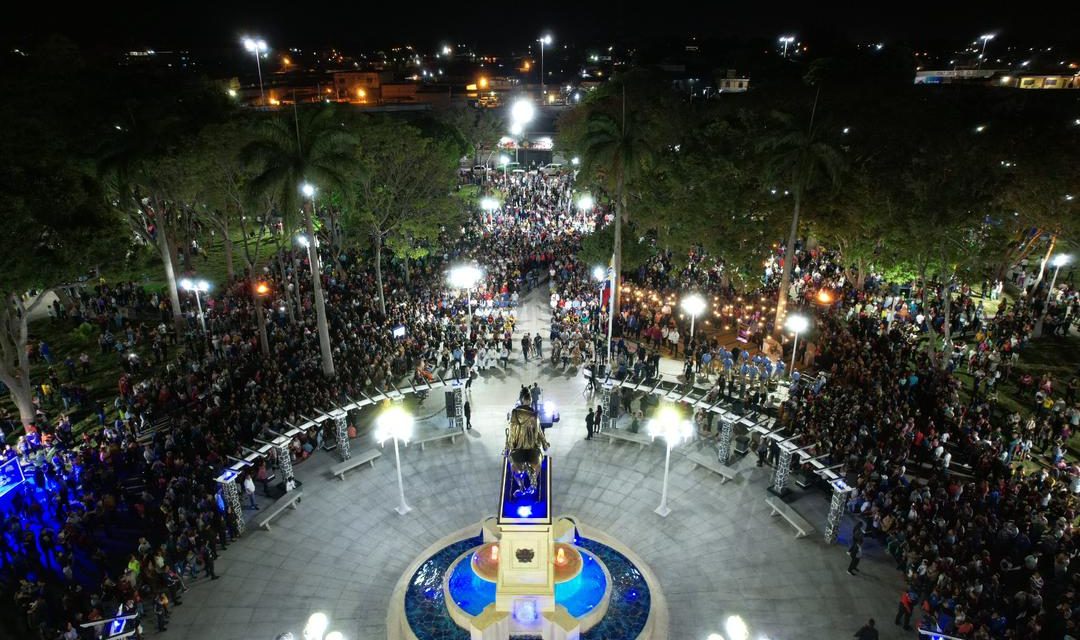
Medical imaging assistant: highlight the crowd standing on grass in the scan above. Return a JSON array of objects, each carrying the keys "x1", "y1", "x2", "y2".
[
  {"x1": 1, "y1": 159, "x2": 1078, "y2": 639},
  {"x1": 0, "y1": 167, "x2": 600, "y2": 639}
]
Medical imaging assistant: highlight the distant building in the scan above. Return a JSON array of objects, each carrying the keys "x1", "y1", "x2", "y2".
[
  {"x1": 914, "y1": 68, "x2": 1000, "y2": 85},
  {"x1": 333, "y1": 71, "x2": 384, "y2": 102},
  {"x1": 996, "y1": 74, "x2": 1079, "y2": 89},
  {"x1": 716, "y1": 69, "x2": 749, "y2": 93}
]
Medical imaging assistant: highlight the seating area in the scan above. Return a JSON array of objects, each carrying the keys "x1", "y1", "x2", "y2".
[
  {"x1": 764, "y1": 496, "x2": 813, "y2": 539},
  {"x1": 252, "y1": 489, "x2": 305, "y2": 532},
  {"x1": 414, "y1": 428, "x2": 465, "y2": 451},
  {"x1": 684, "y1": 449, "x2": 740, "y2": 484},
  {"x1": 329, "y1": 449, "x2": 382, "y2": 481},
  {"x1": 600, "y1": 428, "x2": 654, "y2": 449}
]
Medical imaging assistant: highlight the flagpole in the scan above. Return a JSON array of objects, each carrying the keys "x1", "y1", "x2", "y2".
[{"x1": 606, "y1": 253, "x2": 615, "y2": 371}]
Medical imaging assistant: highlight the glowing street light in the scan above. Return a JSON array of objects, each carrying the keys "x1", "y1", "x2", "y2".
[
  {"x1": 978, "y1": 33, "x2": 995, "y2": 69},
  {"x1": 1047, "y1": 254, "x2": 1070, "y2": 305},
  {"x1": 725, "y1": 614, "x2": 750, "y2": 640},
  {"x1": 449, "y1": 264, "x2": 483, "y2": 321},
  {"x1": 779, "y1": 35, "x2": 795, "y2": 58},
  {"x1": 375, "y1": 406, "x2": 414, "y2": 516},
  {"x1": 538, "y1": 33, "x2": 554, "y2": 98},
  {"x1": 296, "y1": 235, "x2": 310, "y2": 248},
  {"x1": 179, "y1": 278, "x2": 211, "y2": 333},
  {"x1": 480, "y1": 196, "x2": 499, "y2": 212},
  {"x1": 577, "y1": 193, "x2": 595, "y2": 211},
  {"x1": 300, "y1": 182, "x2": 316, "y2": 198},
  {"x1": 592, "y1": 265, "x2": 606, "y2": 281},
  {"x1": 680, "y1": 294, "x2": 707, "y2": 341},
  {"x1": 571, "y1": 156, "x2": 580, "y2": 166},
  {"x1": 648, "y1": 407, "x2": 693, "y2": 517},
  {"x1": 242, "y1": 37, "x2": 269, "y2": 104},
  {"x1": 785, "y1": 314, "x2": 809, "y2": 376},
  {"x1": 304, "y1": 612, "x2": 329, "y2": 640},
  {"x1": 511, "y1": 98, "x2": 536, "y2": 126}
]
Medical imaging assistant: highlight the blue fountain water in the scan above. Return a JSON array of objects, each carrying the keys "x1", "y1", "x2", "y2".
[
  {"x1": 446, "y1": 546, "x2": 607, "y2": 617},
  {"x1": 406, "y1": 534, "x2": 649, "y2": 640}
]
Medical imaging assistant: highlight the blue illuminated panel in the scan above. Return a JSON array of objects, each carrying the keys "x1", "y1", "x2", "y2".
[
  {"x1": 498, "y1": 456, "x2": 551, "y2": 525},
  {"x1": 0, "y1": 457, "x2": 25, "y2": 500}
]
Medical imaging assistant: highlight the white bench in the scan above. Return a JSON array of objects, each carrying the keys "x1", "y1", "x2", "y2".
[
  {"x1": 685, "y1": 450, "x2": 740, "y2": 484},
  {"x1": 602, "y1": 429, "x2": 653, "y2": 450},
  {"x1": 415, "y1": 429, "x2": 463, "y2": 451},
  {"x1": 329, "y1": 449, "x2": 381, "y2": 481},
  {"x1": 764, "y1": 496, "x2": 813, "y2": 539},
  {"x1": 252, "y1": 489, "x2": 303, "y2": 532}
]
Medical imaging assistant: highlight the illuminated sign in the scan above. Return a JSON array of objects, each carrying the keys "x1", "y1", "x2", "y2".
[{"x1": 0, "y1": 457, "x2": 25, "y2": 500}]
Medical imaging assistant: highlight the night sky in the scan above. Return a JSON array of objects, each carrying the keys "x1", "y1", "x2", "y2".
[{"x1": 4, "y1": 1, "x2": 1078, "y2": 51}]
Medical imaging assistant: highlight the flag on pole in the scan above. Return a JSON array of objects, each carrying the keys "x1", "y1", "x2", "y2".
[{"x1": 600, "y1": 253, "x2": 615, "y2": 307}]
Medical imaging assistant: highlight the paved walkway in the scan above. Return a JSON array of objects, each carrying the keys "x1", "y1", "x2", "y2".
[{"x1": 163, "y1": 287, "x2": 903, "y2": 640}]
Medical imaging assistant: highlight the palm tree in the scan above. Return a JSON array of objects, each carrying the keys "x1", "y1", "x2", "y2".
[
  {"x1": 758, "y1": 105, "x2": 844, "y2": 333},
  {"x1": 579, "y1": 104, "x2": 654, "y2": 313},
  {"x1": 243, "y1": 106, "x2": 356, "y2": 377}
]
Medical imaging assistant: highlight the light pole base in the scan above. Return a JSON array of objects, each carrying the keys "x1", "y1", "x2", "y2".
[
  {"x1": 396, "y1": 503, "x2": 413, "y2": 516},
  {"x1": 654, "y1": 504, "x2": 671, "y2": 518}
]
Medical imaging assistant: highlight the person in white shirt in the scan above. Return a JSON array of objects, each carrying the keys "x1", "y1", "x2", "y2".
[{"x1": 243, "y1": 474, "x2": 258, "y2": 510}]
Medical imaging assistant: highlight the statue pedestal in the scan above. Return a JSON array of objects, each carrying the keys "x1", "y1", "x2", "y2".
[{"x1": 494, "y1": 456, "x2": 555, "y2": 634}]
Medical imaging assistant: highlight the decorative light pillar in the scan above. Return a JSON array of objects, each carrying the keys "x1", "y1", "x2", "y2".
[
  {"x1": 334, "y1": 414, "x2": 351, "y2": 461},
  {"x1": 824, "y1": 479, "x2": 851, "y2": 544},
  {"x1": 716, "y1": 417, "x2": 734, "y2": 465},
  {"x1": 276, "y1": 439, "x2": 295, "y2": 492},
  {"x1": 216, "y1": 472, "x2": 245, "y2": 536},
  {"x1": 770, "y1": 446, "x2": 792, "y2": 497},
  {"x1": 599, "y1": 384, "x2": 612, "y2": 432}
]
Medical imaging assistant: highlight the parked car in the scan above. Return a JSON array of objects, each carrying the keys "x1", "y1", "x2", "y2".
[{"x1": 540, "y1": 163, "x2": 564, "y2": 176}]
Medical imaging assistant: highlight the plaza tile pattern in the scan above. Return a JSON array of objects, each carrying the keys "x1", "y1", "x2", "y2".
[{"x1": 163, "y1": 291, "x2": 904, "y2": 640}]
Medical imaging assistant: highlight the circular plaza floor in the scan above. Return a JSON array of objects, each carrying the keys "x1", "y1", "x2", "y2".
[{"x1": 164, "y1": 292, "x2": 903, "y2": 640}]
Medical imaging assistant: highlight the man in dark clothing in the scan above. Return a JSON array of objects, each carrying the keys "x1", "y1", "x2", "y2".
[
  {"x1": 854, "y1": 619, "x2": 878, "y2": 640},
  {"x1": 464, "y1": 400, "x2": 472, "y2": 430},
  {"x1": 595, "y1": 405, "x2": 604, "y2": 433},
  {"x1": 585, "y1": 408, "x2": 595, "y2": 440},
  {"x1": 895, "y1": 590, "x2": 916, "y2": 630},
  {"x1": 202, "y1": 543, "x2": 219, "y2": 580},
  {"x1": 848, "y1": 540, "x2": 862, "y2": 575},
  {"x1": 521, "y1": 334, "x2": 531, "y2": 362}
]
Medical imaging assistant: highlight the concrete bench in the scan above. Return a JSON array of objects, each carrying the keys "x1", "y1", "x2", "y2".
[
  {"x1": 602, "y1": 429, "x2": 653, "y2": 450},
  {"x1": 685, "y1": 450, "x2": 740, "y2": 484},
  {"x1": 415, "y1": 429, "x2": 463, "y2": 451},
  {"x1": 764, "y1": 496, "x2": 813, "y2": 539},
  {"x1": 252, "y1": 489, "x2": 303, "y2": 532},
  {"x1": 329, "y1": 449, "x2": 381, "y2": 481}
]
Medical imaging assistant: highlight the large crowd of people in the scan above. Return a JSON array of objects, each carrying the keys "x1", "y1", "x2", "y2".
[{"x1": 1, "y1": 161, "x2": 1078, "y2": 640}]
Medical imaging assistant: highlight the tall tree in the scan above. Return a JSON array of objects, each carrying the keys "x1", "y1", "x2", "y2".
[
  {"x1": 346, "y1": 120, "x2": 460, "y2": 315},
  {"x1": 0, "y1": 161, "x2": 116, "y2": 432},
  {"x1": 243, "y1": 106, "x2": 356, "y2": 377},
  {"x1": 757, "y1": 103, "x2": 844, "y2": 333},
  {"x1": 442, "y1": 104, "x2": 502, "y2": 166},
  {"x1": 579, "y1": 106, "x2": 655, "y2": 311}
]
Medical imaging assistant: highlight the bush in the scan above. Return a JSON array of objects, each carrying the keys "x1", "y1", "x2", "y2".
[{"x1": 71, "y1": 322, "x2": 97, "y2": 344}]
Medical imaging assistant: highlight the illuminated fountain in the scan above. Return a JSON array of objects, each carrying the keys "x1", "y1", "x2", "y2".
[{"x1": 393, "y1": 395, "x2": 663, "y2": 639}]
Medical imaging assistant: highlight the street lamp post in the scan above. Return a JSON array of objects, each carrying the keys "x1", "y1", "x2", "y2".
[
  {"x1": 538, "y1": 34, "x2": 553, "y2": 101},
  {"x1": 779, "y1": 35, "x2": 795, "y2": 58},
  {"x1": 648, "y1": 407, "x2": 693, "y2": 518},
  {"x1": 785, "y1": 314, "x2": 809, "y2": 376},
  {"x1": 680, "y1": 294, "x2": 707, "y2": 342},
  {"x1": 242, "y1": 37, "x2": 269, "y2": 104},
  {"x1": 375, "y1": 406, "x2": 414, "y2": 516},
  {"x1": 498, "y1": 154, "x2": 510, "y2": 177},
  {"x1": 510, "y1": 99, "x2": 535, "y2": 165},
  {"x1": 179, "y1": 278, "x2": 210, "y2": 334},
  {"x1": 1046, "y1": 254, "x2": 1069, "y2": 305},
  {"x1": 479, "y1": 196, "x2": 499, "y2": 223},
  {"x1": 978, "y1": 34, "x2": 995, "y2": 70},
  {"x1": 449, "y1": 264, "x2": 483, "y2": 326}
]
